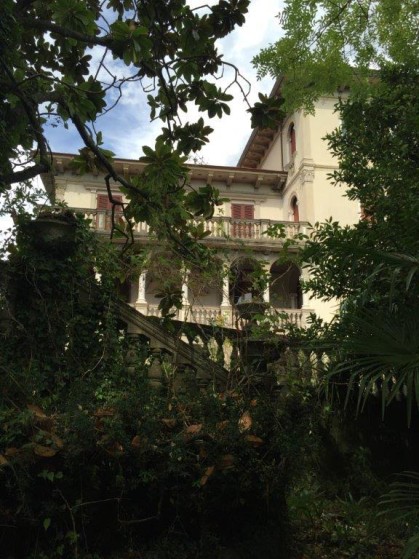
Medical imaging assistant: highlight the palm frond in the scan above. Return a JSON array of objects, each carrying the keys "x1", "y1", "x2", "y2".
[
  {"x1": 379, "y1": 472, "x2": 419, "y2": 559},
  {"x1": 329, "y1": 309, "x2": 419, "y2": 425}
]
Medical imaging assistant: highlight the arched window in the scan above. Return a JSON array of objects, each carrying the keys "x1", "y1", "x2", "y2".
[
  {"x1": 291, "y1": 196, "x2": 299, "y2": 222},
  {"x1": 288, "y1": 123, "x2": 296, "y2": 155}
]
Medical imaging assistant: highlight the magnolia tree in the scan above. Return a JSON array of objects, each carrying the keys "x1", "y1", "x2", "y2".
[{"x1": 1, "y1": 0, "x2": 284, "y2": 251}]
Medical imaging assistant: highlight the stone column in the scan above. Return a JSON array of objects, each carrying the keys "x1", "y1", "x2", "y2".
[
  {"x1": 262, "y1": 262, "x2": 271, "y2": 304},
  {"x1": 300, "y1": 268, "x2": 312, "y2": 310}
]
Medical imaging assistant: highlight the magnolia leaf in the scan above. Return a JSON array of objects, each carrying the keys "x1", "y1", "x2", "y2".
[
  {"x1": 131, "y1": 435, "x2": 142, "y2": 448},
  {"x1": 93, "y1": 408, "x2": 115, "y2": 417},
  {"x1": 33, "y1": 445, "x2": 58, "y2": 458},
  {"x1": 161, "y1": 419, "x2": 177, "y2": 429},
  {"x1": 200, "y1": 466, "x2": 215, "y2": 486},
  {"x1": 0, "y1": 454, "x2": 9, "y2": 467},
  {"x1": 218, "y1": 454, "x2": 234, "y2": 470},
  {"x1": 185, "y1": 423, "x2": 202, "y2": 435},
  {"x1": 27, "y1": 404, "x2": 48, "y2": 419},
  {"x1": 238, "y1": 411, "x2": 252, "y2": 432},
  {"x1": 48, "y1": 433, "x2": 64, "y2": 449},
  {"x1": 245, "y1": 435, "x2": 264, "y2": 447},
  {"x1": 5, "y1": 447, "x2": 19, "y2": 457}
]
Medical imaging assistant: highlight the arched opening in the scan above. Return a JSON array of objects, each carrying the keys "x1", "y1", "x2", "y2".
[
  {"x1": 270, "y1": 262, "x2": 302, "y2": 309},
  {"x1": 291, "y1": 196, "x2": 299, "y2": 222},
  {"x1": 187, "y1": 260, "x2": 223, "y2": 307},
  {"x1": 288, "y1": 123, "x2": 296, "y2": 156},
  {"x1": 229, "y1": 258, "x2": 264, "y2": 305}
]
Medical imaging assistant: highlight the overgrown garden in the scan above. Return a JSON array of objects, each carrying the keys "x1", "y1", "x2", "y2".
[{"x1": 1, "y1": 0, "x2": 419, "y2": 557}]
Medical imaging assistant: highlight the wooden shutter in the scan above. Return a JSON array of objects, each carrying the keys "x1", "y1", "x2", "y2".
[
  {"x1": 289, "y1": 124, "x2": 296, "y2": 155},
  {"x1": 291, "y1": 197, "x2": 299, "y2": 223},
  {"x1": 231, "y1": 203, "x2": 254, "y2": 238},
  {"x1": 96, "y1": 194, "x2": 122, "y2": 230}
]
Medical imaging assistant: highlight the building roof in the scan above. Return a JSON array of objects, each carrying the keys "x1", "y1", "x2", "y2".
[
  {"x1": 237, "y1": 78, "x2": 283, "y2": 169},
  {"x1": 41, "y1": 152, "x2": 288, "y2": 199}
]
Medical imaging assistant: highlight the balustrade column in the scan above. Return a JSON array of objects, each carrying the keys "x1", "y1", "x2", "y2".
[
  {"x1": 220, "y1": 262, "x2": 232, "y2": 326},
  {"x1": 180, "y1": 269, "x2": 190, "y2": 322},
  {"x1": 135, "y1": 271, "x2": 148, "y2": 313}
]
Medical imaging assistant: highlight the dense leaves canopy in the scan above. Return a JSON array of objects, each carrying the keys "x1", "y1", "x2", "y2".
[
  {"x1": 253, "y1": 0, "x2": 419, "y2": 113},
  {"x1": 303, "y1": 66, "x2": 419, "y2": 307}
]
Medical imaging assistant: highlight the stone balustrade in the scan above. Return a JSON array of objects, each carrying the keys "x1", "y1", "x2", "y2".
[
  {"x1": 136, "y1": 302, "x2": 312, "y2": 329},
  {"x1": 69, "y1": 208, "x2": 307, "y2": 244}
]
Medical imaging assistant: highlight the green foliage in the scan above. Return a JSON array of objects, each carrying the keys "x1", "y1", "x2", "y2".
[
  {"x1": 303, "y1": 65, "x2": 419, "y2": 307},
  {"x1": 253, "y1": 0, "x2": 419, "y2": 113},
  {"x1": 247, "y1": 92, "x2": 286, "y2": 129},
  {"x1": 330, "y1": 309, "x2": 419, "y2": 426},
  {"x1": 0, "y1": 216, "x2": 299, "y2": 558},
  {"x1": 379, "y1": 472, "x2": 419, "y2": 559}
]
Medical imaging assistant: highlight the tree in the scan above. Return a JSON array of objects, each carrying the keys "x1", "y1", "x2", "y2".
[
  {"x1": 253, "y1": 0, "x2": 419, "y2": 113},
  {"x1": 302, "y1": 65, "x2": 419, "y2": 307},
  {"x1": 0, "y1": 0, "x2": 253, "y2": 247}
]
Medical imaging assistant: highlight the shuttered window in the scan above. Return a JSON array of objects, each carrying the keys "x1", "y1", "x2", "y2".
[
  {"x1": 97, "y1": 194, "x2": 123, "y2": 230},
  {"x1": 289, "y1": 123, "x2": 296, "y2": 155},
  {"x1": 291, "y1": 196, "x2": 299, "y2": 223},
  {"x1": 231, "y1": 203, "x2": 254, "y2": 238}
]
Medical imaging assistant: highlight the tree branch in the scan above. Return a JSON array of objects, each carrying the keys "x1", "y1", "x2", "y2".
[
  {"x1": 22, "y1": 19, "x2": 112, "y2": 48},
  {"x1": 0, "y1": 164, "x2": 51, "y2": 186}
]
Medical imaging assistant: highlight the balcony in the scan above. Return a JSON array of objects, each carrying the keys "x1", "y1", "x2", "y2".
[
  {"x1": 69, "y1": 208, "x2": 308, "y2": 246},
  {"x1": 137, "y1": 302, "x2": 312, "y2": 330}
]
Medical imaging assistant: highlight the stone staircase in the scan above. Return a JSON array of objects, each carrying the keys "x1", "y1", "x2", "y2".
[{"x1": 117, "y1": 300, "x2": 230, "y2": 388}]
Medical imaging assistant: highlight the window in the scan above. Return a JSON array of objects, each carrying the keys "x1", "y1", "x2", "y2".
[
  {"x1": 97, "y1": 194, "x2": 123, "y2": 230},
  {"x1": 288, "y1": 123, "x2": 296, "y2": 156},
  {"x1": 231, "y1": 203, "x2": 254, "y2": 238},
  {"x1": 291, "y1": 196, "x2": 299, "y2": 222}
]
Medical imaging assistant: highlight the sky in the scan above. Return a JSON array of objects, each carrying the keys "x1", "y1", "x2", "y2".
[{"x1": 45, "y1": 0, "x2": 284, "y2": 167}]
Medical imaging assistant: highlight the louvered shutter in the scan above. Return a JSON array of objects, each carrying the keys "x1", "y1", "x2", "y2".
[
  {"x1": 291, "y1": 197, "x2": 299, "y2": 223},
  {"x1": 289, "y1": 124, "x2": 296, "y2": 155},
  {"x1": 231, "y1": 204, "x2": 254, "y2": 238},
  {"x1": 96, "y1": 194, "x2": 122, "y2": 230}
]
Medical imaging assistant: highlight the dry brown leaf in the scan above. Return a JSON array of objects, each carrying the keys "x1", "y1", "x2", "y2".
[
  {"x1": 161, "y1": 419, "x2": 177, "y2": 429},
  {"x1": 216, "y1": 420, "x2": 229, "y2": 431},
  {"x1": 5, "y1": 447, "x2": 19, "y2": 457},
  {"x1": 218, "y1": 454, "x2": 234, "y2": 470},
  {"x1": 48, "y1": 433, "x2": 64, "y2": 449},
  {"x1": 185, "y1": 424, "x2": 202, "y2": 435},
  {"x1": 238, "y1": 411, "x2": 252, "y2": 432},
  {"x1": 245, "y1": 435, "x2": 264, "y2": 447},
  {"x1": 104, "y1": 442, "x2": 124, "y2": 456},
  {"x1": 199, "y1": 447, "x2": 208, "y2": 460},
  {"x1": 33, "y1": 445, "x2": 57, "y2": 458},
  {"x1": 27, "y1": 404, "x2": 47, "y2": 419},
  {"x1": 200, "y1": 466, "x2": 215, "y2": 486},
  {"x1": 131, "y1": 435, "x2": 142, "y2": 448},
  {"x1": 250, "y1": 399, "x2": 258, "y2": 407},
  {"x1": 0, "y1": 454, "x2": 9, "y2": 466},
  {"x1": 93, "y1": 407, "x2": 115, "y2": 417}
]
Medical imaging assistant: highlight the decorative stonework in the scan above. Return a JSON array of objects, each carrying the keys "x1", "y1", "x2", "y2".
[{"x1": 299, "y1": 167, "x2": 314, "y2": 185}]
